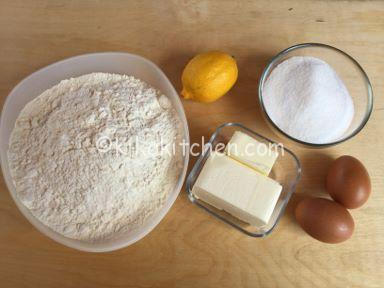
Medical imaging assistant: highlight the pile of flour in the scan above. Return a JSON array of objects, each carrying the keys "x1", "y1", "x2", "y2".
[
  {"x1": 263, "y1": 56, "x2": 354, "y2": 144},
  {"x1": 8, "y1": 73, "x2": 183, "y2": 242}
]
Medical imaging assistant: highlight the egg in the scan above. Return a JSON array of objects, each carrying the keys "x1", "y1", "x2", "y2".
[
  {"x1": 326, "y1": 155, "x2": 371, "y2": 209},
  {"x1": 295, "y1": 197, "x2": 354, "y2": 243}
]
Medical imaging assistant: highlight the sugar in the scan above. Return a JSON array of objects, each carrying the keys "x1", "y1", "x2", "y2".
[{"x1": 262, "y1": 56, "x2": 354, "y2": 144}]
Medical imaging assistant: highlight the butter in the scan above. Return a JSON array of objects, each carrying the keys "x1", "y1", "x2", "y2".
[
  {"x1": 225, "y1": 131, "x2": 278, "y2": 175},
  {"x1": 192, "y1": 152, "x2": 282, "y2": 226}
]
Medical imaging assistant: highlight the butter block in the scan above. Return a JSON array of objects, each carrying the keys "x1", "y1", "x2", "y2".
[
  {"x1": 225, "y1": 131, "x2": 278, "y2": 175},
  {"x1": 192, "y1": 152, "x2": 282, "y2": 226}
]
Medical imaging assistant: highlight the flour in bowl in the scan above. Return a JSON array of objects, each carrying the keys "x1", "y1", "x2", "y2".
[{"x1": 7, "y1": 73, "x2": 184, "y2": 242}]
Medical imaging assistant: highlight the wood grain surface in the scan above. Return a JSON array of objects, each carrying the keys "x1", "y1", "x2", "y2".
[{"x1": 0, "y1": 1, "x2": 383, "y2": 287}]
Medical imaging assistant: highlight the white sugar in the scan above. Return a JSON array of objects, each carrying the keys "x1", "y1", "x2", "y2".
[{"x1": 263, "y1": 56, "x2": 354, "y2": 144}]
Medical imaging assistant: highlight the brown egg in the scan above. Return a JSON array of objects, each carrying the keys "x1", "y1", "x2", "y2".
[
  {"x1": 295, "y1": 197, "x2": 354, "y2": 243},
  {"x1": 326, "y1": 155, "x2": 371, "y2": 209}
]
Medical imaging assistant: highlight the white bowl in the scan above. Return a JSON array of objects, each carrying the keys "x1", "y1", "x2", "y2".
[{"x1": 0, "y1": 52, "x2": 190, "y2": 252}]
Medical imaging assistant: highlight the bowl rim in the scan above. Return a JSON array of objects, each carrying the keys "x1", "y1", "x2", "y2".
[
  {"x1": 0, "y1": 52, "x2": 190, "y2": 252},
  {"x1": 258, "y1": 42, "x2": 374, "y2": 148},
  {"x1": 185, "y1": 122, "x2": 301, "y2": 237}
]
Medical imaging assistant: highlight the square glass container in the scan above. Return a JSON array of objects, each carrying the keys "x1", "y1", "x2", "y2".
[{"x1": 186, "y1": 122, "x2": 301, "y2": 237}]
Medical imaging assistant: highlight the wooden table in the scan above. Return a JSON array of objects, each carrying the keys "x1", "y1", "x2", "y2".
[{"x1": 0, "y1": 1, "x2": 383, "y2": 287}]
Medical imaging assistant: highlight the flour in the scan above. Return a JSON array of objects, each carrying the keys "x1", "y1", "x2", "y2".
[
  {"x1": 263, "y1": 56, "x2": 354, "y2": 144},
  {"x1": 8, "y1": 73, "x2": 183, "y2": 242}
]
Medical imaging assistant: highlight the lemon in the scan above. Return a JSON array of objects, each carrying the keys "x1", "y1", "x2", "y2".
[{"x1": 181, "y1": 51, "x2": 238, "y2": 103}]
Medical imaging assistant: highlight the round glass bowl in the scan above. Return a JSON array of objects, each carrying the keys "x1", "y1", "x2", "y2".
[
  {"x1": 258, "y1": 43, "x2": 373, "y2": 148},
  {"x1": 0, "y1": 52, "x2": 190, "y2": 252}
]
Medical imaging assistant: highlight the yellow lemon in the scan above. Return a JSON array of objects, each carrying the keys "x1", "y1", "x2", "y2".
[{"x1": 181, "y1": 51, "x2": 238, "y2": 103}]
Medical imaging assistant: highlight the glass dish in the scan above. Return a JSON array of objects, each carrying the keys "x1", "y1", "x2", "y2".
[
  {"x1": 0, "y1": 52, "x2": 190, "y2": 252},
  {"x1": 186, "y1": 122, "x2": 301, "y2": 237},
  {"x1": 258, "y1": 43, "x2": 373, "y2": 148}
]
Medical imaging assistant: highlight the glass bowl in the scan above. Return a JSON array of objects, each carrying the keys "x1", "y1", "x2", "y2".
[
  {"x1": 186, "y1": 122, "x2": 301, "y2": 237},
  {"x1": 258, "y1": 43, "x2": 373, "y2": 148},
  {"x1": 0, "y1": 52, "x2": 190, "y2": 252}
]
